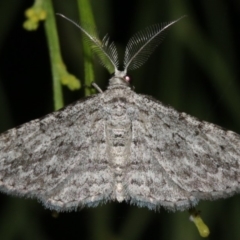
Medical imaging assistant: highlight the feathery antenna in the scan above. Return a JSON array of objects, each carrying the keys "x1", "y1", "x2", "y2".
[
  {"x1": 57, "y1": 14, "x2": 185, "y2": 78},
  {"x1": 56, "y1": 13, "x2": 119, "y2": 74},
  {"x1": 123, "y1": 16, "x2": 186, "y2": 72}
]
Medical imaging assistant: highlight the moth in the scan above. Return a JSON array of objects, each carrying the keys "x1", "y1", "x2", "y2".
[{"x1": 0, "y1": 14, "x2": 239, "y2": 212}]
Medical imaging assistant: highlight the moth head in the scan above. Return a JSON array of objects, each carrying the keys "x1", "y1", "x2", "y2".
[{"x1": 109, "y1": 69, "x2": 131, "y2": 86}]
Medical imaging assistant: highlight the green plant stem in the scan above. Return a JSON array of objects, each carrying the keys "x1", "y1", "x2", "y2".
[
  {"x1": 77, "y1": 0, "x2": 96, "y2": 96},
  {"x1": 43, "y1": 0, "x2": 64, "y2": 110}
]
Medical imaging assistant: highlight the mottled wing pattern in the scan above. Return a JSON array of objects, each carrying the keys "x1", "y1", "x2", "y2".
[
  {"x1": 0, "y1": 95, "x2": 114, "y2": 211},
  {"x1": 125, "y1": 93, "x2": 240, "y2": 211},
  {"x1": 1, "y1": 85, "x2": 240, "y2": 212}
]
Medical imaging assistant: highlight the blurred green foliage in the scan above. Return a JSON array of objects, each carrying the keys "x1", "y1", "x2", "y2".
[{"x1": 0, "y1": 0, "x2": 240, "y2": 239}]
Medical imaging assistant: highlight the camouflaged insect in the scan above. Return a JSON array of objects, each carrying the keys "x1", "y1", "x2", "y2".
[{"x1": 0, "y1": 15, "x2": 240, "y2": 212}]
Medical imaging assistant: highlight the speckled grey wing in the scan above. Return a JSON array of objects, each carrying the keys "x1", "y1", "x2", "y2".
[
  {"x1": 126, "y1": 94, "x2": 240, "y2": 211},
  {"x1": 0, "y1": 95, "x2": 113, "y2": 211}
]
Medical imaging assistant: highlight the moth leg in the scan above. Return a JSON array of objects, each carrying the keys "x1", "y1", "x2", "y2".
[{"x1": 91, "y1": 82, "x2": 103, "y2": 93}]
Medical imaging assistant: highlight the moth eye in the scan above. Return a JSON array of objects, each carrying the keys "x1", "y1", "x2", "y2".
[{"x1": 124, "y1": 75, "x2": 131, "y2": 83}]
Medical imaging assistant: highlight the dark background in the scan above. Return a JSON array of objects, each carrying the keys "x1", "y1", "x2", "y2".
[{"x1": 0, "y1": 0, "x2": 240, "y2": 239}]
